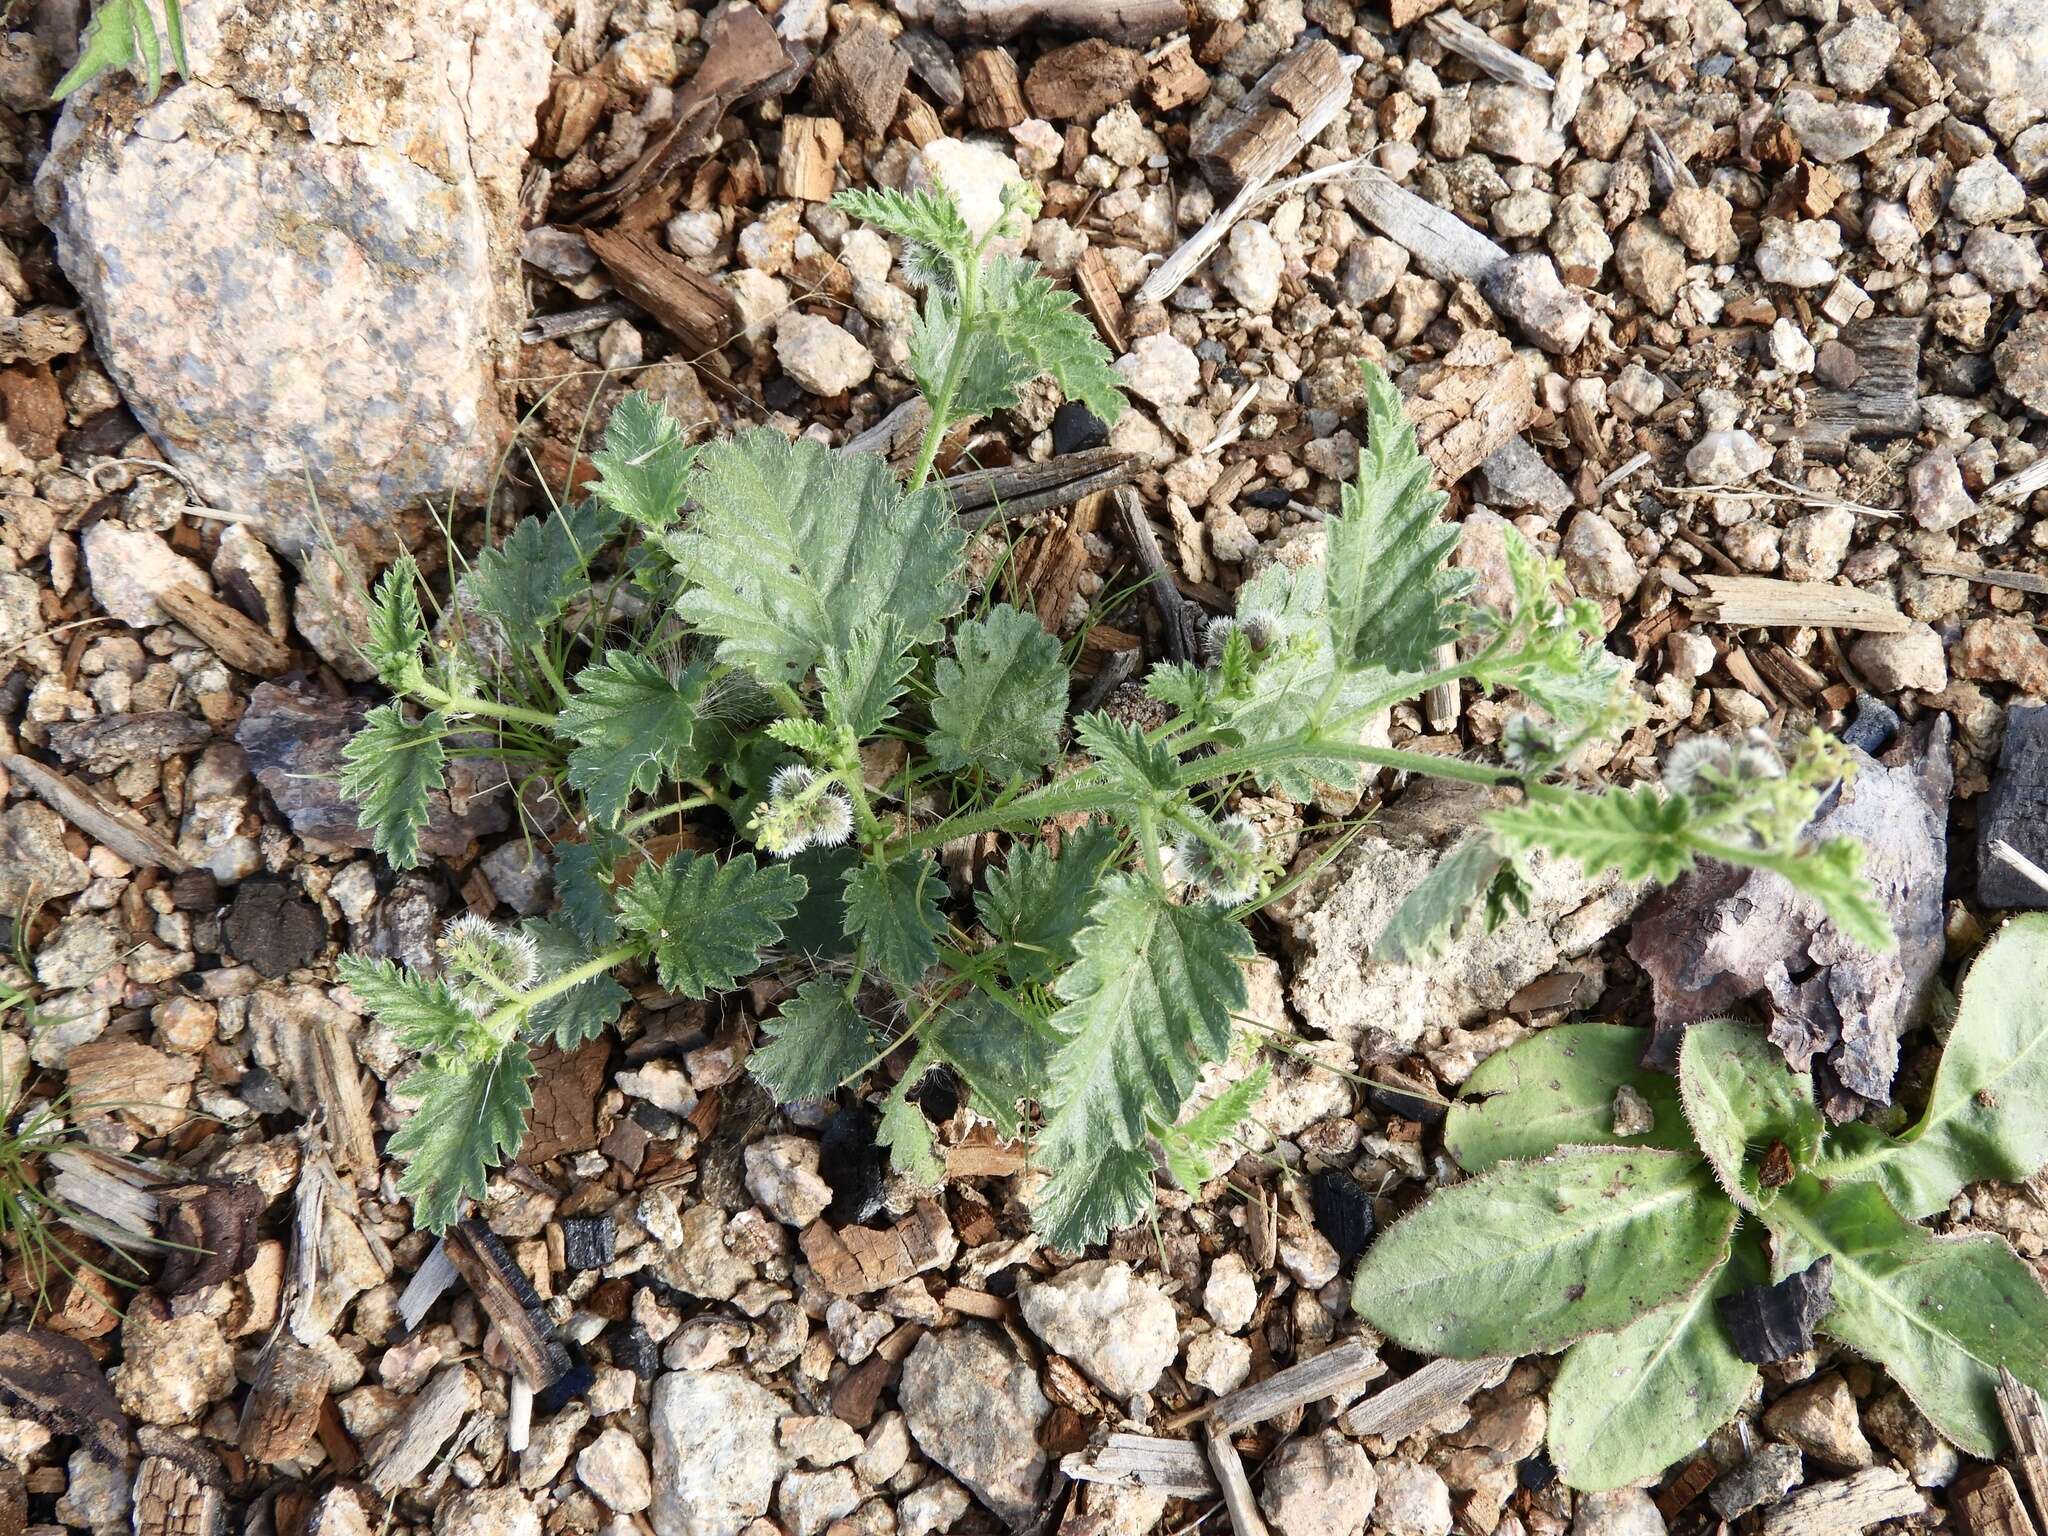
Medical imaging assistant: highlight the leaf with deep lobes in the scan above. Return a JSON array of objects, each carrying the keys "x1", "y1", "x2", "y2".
[
  {"x1": 615, "y1": 851, "x2": 805, "y2": 998},
  {"x1": 337, "y1": 704, "x2": 446, "y2": 870},
  {"x1": 843, "y1": 853, "x2": 947, "y2": 994},
  {"x1": 973, "y1": 824, "x2": 1120, "y2": 985},
  {"x1": 390, "y1": 1043, "x2": 535, "y2": 1234},
  {"x1": 749, "y1": 980, "x2": 875, "y2": 1104},
  {"x1": 928, "y1": 603, "x2": 1069, "y2": 784},
  {"x1": 588, "y1": 392, "x2": 698, "y2": 531},
  {"x1": 521, "y1": 919, "x2": 629, "y2": 1051}
]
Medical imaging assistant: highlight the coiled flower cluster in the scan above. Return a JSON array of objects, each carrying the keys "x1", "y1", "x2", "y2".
[{"x1": 751, "y1": 765, "x2": 856, "y2": 857}]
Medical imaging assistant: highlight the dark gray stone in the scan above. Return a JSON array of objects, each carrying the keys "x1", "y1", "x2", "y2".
[{"x1": 1979, "y1": 703, "x2": 2048, "y2": 909}]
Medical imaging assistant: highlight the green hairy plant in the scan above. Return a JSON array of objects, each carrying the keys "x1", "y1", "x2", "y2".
[
  {"x1": 1352, "y1": 914, "x2": 2048, "y2": 1492},
  {"x1": 53, "y1": 0, "x2": 188, "y2": 101},
  {"x1": 335, "y1": 179, "x2": 1893, "y2": 1244}
]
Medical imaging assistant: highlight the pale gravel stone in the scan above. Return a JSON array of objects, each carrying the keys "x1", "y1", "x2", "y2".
[
  {"x1": 36, "y1": 0, "x2": 551, "y2": 553},
  {"x1": 1570, "y1": 1489, "x2": 1666, "y2": 1536},
  {"x1": 1116, "y1": 332, "x2": 1201, "y2": 409},
  {"x1": 1217, "y1": 220, "x2": 1283, "y2": 314},
  {"x1": 775, "y1": 313, "x2": 875, "y2": 396},
  {"x1": 437, "y1": 1490, "x2": 540, "y2": 1536},
  {"x1": 578, "y1": 1426, "x2": 653, "y2": 1514},
  {"x1": 1951, "y1": 156, "x2": 2026, "y2": 225},
  {"x1": 899, "y1": 1327, "x2": 1049, "y2": 1525},
  {"x1": 1260, "y1": 1433, "x2": 1376, "y2": 1536},
  {"x1": 1374, "y1": 1460, "x2": 1452, "y2": 1536},
  {"x1": 82, "y1": 522, "x2": 211, "y2": 628},
  {"x1": 1562, "y1": 510, "x2": 1639, "y2": 597},
  {"x1": 1018, "y1": 1261, "x2": 1178, "y2": 1397},
  {"x1": 1202, "y1": 1252, "x2": 1259, "y2": 1332},
  {"x1": 1755, "y1": 219, "x2": 1843, "y2": 288},
  {"x1": 745, "y1": 1135, "x2": 832, "y2": 1227},
  {"x1": 911, "y1": 138, "x2": 1020, "y2": 242},
  {"x1": 650, "y1": 1371, "x2": 791, "y2": 1536}
]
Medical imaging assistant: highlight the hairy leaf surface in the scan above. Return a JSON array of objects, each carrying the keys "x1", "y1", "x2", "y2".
[
  {"x1": 617, "y1": 851, "x2": 805, "y2": 997},
  {"x1": 1768, "y1": 1176, "x2": 2048, "y2": 1456},
  {"x1": 833, "y1": 187, "x2": 975, "y2": 266},
  {"x1": 1547, "y1": 1238, "x2": 1762, "y2": 1491},
  {"x1": 923, "y1": 990, "x2": 1057, "y2": 1139},
  {"x1": 1074, "y1": 713, "x2": 1180, "y2": 797},
  {"x1": 750, "y1": 980, "x2": 874, "y2": 1103},
  {"x1": 1033, "y1": 1142, "x2": 1158, "y2": 1253},
  {"x1": 671, "y1": 431, "x2": 965, "y2": 685},
  {"x1": 929, "y1": 604, "x2": 1068, "y2": 782},
  {"x1": 822, "y1": 615, "x2": 914, "y2": 740},
  {"x1": 1325, "y1": 365, "x2": 1470, "y2": 674},
  {"x1": 1819, "y1": 915, "x2": 2048, "y2": 1217},
  {"x1": 391, "y1": 1043, "x2": 535, "y2": 1233},
  {"x1": 471, "y1": 499, "x2": 620, "y2": 648},
  {"x1": 588, "y1": 392, "x2": 698, "y2": 530},
  {"x1": 878, "y1": 1069, "x2": 944, "y2": 1184},
  {"x1": 365, "y1": 555, "x2": 428, "y2": 690},
  {"x1": 843, "y1": 853, "x2": 946, "y2": 993},
  {"x1": 1444, "y1": 1023, "x2": 1690, "y2": 1173},
  {"x1": 982, "y1": 256, "x2": 1125, "y2": 425},
  {"x1": 522, "y1": 919, "x2": 629, "y2": 1050},
  {"x1": 1161, "y1": 1065, "x2": 1269, "y2": 1196},
  {"x1": 1489, "y1": 785, "x2": 1696, "y2": 884},
  {"x1": 559, "y1": 652, "x2": 710, "y2": 825},
  {"x1": 974, "y1": 824, "x2": 1120, "y2": 984},
  {"x1": 1678, "y1": 1016, "x2": 1821, "y2": 1211},
  {"x1": 338, "y1": 704, "x2": 446, "y2": 870},
  {"x1": 1351, "y1": 1147, "x2": 1738, "y2": 1356},
  {"x1": 555, "y1": 835, "x2": 624, "y2": 945},
  {"x1": 1375, "y1": 835, "x2": 1510, "y2": 965},
  {"x1": 336, "y1": 956, "x2": 473, "y2": 1056}
]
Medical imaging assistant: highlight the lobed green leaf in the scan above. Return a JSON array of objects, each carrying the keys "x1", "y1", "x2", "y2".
[
  {"x1": 338, "y1": 704, "x2": 446, "y2": 870},
  {"x1": 843, "y1": 853, "x2": 947, "y2": 993},
  {"x1": 928, "y1": 603, "x2": 1069, "y2": 783},
  {"x1": 616, "y1": 851, "x2": 806, "y2": 997},
  {"x1": 522, "y1": 919, "x2": 629, "y2": 1051},
  {"x1": 588, "y1": 392, "x2": 699, "y2": 531},
  {"x1": 471, "y1": 499, "x2": 621, "y2": 649},
  {"x1": 559, "y1": 652, "x2": 711, "y2": 826},
  {"x1": 1374, "y1": 835, "x2": 1510, "y2": 966},
  {"x1": 974, "y1": 823, "x2": 1120, "y2": 985},
  {"x1": 750, "y1": 979, "x2": 875, "y2": 1103},
  {"x1": 390, "y1": 1043, "x2": 535, "y2": 1233},
  {"x1": 364, "y1": 554, "x2": 428, "y2": 691},
  {"x1": 1489, "y1": 784, "x2": 1697, "y2": 885},
  {"x1": 336, "y1": 955, "x2": 474, "y2": 1056},
  {"x1": 822, "y1": 614, "x2": 915, "y2": 740}
]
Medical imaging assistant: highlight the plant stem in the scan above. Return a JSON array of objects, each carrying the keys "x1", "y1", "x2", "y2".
[
  {"x1": 620, "y1": 797, "x2": 712, "y2": 835},
  {"x1": 1179, "y1": 739, "x2": 1521, "y2": 791},
  {"x1": 414, "y1": 681, "x2": 560, "y2": 729},
  {"x1": 900, "y1": 779, "x2": 1130, "y2": 853},
  {"x1": 904, "y1": 254, "x2": 982, "y2": 494},
  {"x1": 481, "y1": 943, "x2": 641, "y2": 1033},
  {"x1": 1136, "y1": 806, "x2": 1167, "y2": 884},
  {"x1": 530, "y1": 643, "x2": 573, "y2": 709}
]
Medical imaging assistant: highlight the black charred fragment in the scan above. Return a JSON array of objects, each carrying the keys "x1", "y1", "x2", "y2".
[
  {"x1": 561, "y1": 1216, "x2": 617, "y2": 1272},
  {"x1": 1716, "y1": 1255, "x2": 1834, "y2": 1364},
  {"x1": 223, "y1": 877, "x2": 330, "y2": 979},
  {"x1": 610, "y1": 1323, "x2": 660, "y2": 1380},
  {"x1": 1309, "y1": 1168, "x2": 1376, "y2": 1265},
  {"x1": 821, "y1": 1105, "x2": 890, "y2": 1227},
  {"x1": 0, "y1": 1326, "x2": 132, "y2": 1465},
  {"x1": 1366, "y1": 1075, "x2": 1448, "y2": 1127},
  {"x1": 534, "y1": 1340, "x2": 594, "y2": 1416}
]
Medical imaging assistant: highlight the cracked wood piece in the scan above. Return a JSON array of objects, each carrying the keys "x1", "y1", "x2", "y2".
[
  {"x1": 1146, "y1": 35, "x2": 1209, "y2": 110},
  {"x1": 157, "y1": 583, "x2": 291, "y2": 676},
  {"x1": 1343, "y1": 167, "x2": 1505, "y2": 284},
  {"x1": 522, "y1": 299, "x2": 639, "y2": 346},
  {"x1": 0, "y1": 1328, "x2": 130, "y2": 1465},
  {"x1": 1688, "y1": 574, "x2": 1909, "y2": 633},
  {"x1": 2, "y1": 753, "x2": 188, "y2": 871},
  {"x1": 1760, "y1": 1467, "x2": 1921, "y2": 1536},
  {"x1": 443, "y1": 1220, "x2": 569, "y2": 1390},
  {"x1": 801, "y1": 1198, "x2": 957, "y2": 1295},
  {"x1": 1210, "y1": 1338, "x2": 1385, "y2": 1433},
  {"x1": 132, "y1": 1431, "x2": 224, "y2": 1536},
  {"x1": 843, "y1": 396, "x2": 932, "y2": 461},
  {"x1": 925, "y1": 0, "x2": 1189, "y2": 45},
  {"x1": 1337, "y1": 1356, "x2": 1512, "y2": 1440},
  {"x1": 284, "y1": 1012, "x2": 378, "y2": 1177},
  {"x1": 1423, "y1": 12, "x2": 1555, "y2": 90},
  {"x1": 1204, "y1": 1425, "x2": 1271, "y2": 1536},
  {"x1": 942, "y1": 447, "x2": 1138, "y2": 525},
  {"x1": 1063, "y1": 1434, "x2": 1217, "y2": 1497},
  {"x1": 1191, "y1": 39, "x2": 1352, "y2": 196},
  {"x1": 779, "y1": 117, "x2": 844, "y2": 202},
  {"x1": 238, "y1": 1338, "x2": 328, "y2": 1464},
  {"x1": 1957, "y1": 1467, "x2": 2040, "y2": 1536},
  {"x1": 1138, "y1": 153, "x2": 1362, "y2": 305},
  {"x1": 963, "y1": 47, "x2": 1028, "y2": 128},
  {"x1": 1919, "y1": 557, "x2": 2048, "y2": 598},
  {"x1": 2001, "y1": 1368, "x2": 2048, "y2": 1534},
  {"x1": 1409, "y1": 349, "x2": 1538, "y2": 484},
  {"x1": 1074, "y1": 246, "x2": 1126, "y2": 353},
  {"x1": 1113, "y1": 485, "x2": 1199, "y2": 663},
  {"x1": 365, "y1": 1365, "x2": 481, "y2": 1497},
  {"x1": 585, "y1": 228, "x2": 739, "y2": 356},
  {"x1": 1786, "y1": 316, "x2": 1924, "y2": 454}
]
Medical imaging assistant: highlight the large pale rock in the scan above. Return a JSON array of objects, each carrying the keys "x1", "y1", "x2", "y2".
[
  {"x1": 1017, "y1": 1260, "x2": 1177, "y2": 1397},
  {"x1": 650, "y1": 1371, "x2": 791, "y2": 1536},
  {"x1": 899, "y1": 1327, "x2": 1049, "y2": 1525},
  {"x1": 1286, "y1": 781, "x2": 1643, "y2": 1054},
  {"x1": 36, "y1": 0, "x2": 551, "y2": 554}
]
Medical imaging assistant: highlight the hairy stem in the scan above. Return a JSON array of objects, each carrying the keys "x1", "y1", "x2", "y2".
[
  {"x1": 480, "y1": 943, "x2": 641, "y2": 1033},
  {"x1": 413, "y1": 681, "x2": 559, "y2": 729}
]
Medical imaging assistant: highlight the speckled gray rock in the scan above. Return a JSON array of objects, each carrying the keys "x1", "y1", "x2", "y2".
[
  {"x1": 1708, "y1": 1443, "x2": 1803, "y2": 1521},
  {"x1": 899, "y1": 1327, "x2": 1050, "y2": 1525},
  {"x1": 1259, "y1": 1431, "x2": 1378, "y2": 1536},
  {"x1": 1571, "y1": 1489, "x2": 1666, "y2": 1536},
  {"x1": 1017, "y1": 1260, "x2": 1178, "y2": 1397},
  {"x1": 36, "y1": 0, "x2": 551, "y2": 555},
  {"x1": 650, "y1": 1371, "x2": 791, "y2": 1536}
]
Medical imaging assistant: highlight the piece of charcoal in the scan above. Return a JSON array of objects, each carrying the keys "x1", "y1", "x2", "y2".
[
  {"x1": 820, "y1": 1105, "x2": 890, "y2": 1227},
  {"x1": 1716, "y1": 1255, "x2": 1833, "y2": 1364},
  {"x1": 1840, "y1": 693, "x2": 1900, "y2": 757},
  {"x1": 533, "y1": 1341, "x2": 593, "y2": 1417},
  {"x1": 224, "y1": 878, "x2": 329, "y2": 979},
  {"x1": 911, "y1": 1066, "x2": 960, "y2": 1125},
  {"x1": 610, "y1": 1324, "x2": 660, "y2": 1380},
  {"x1": 561, "y1": 1216, "x2": 616, "y2": 1272},
  {"x1": 1517, "y1": 1452, "x2": 1556, "y2": 1491},
  {"x1": 1366, "y1": 1075, "x2": 1448, "y2": 1127},
  {"x1": 1053, "y1": 401, "x2": 1110, "y2": 455},
  {"x1": 237, "y1": 1066, "x2": 293, "y2": 1116},
  {"x1": 1244, "y1": 485, "x2": 1291, "y2": 509},
  {"x1": 1309, "y1": 1168, "x2": 1376, "y2": 1265},
  {"x1": 1979, "y1": 702, "x2": 2048, "y2": 909}
]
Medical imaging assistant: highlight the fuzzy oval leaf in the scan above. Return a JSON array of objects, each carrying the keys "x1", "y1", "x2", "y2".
[
  {"x1": 1679, "y1": 1017, "x2": 1822, "y2": 1212},
  {"x1": 1547, "y1": 1236, "x2": 1762, "y2": 1491},
  {"x1": 1445, "y1": 1024, "x2": 1690, "y2": 1173},
  {"x1": 1351, "y1": 1146, "x2": 1738, "y2": 1357},
  {"x1": 1768, "y1": 1176, "x2": 2048, "y2": 1457},
  {"x1": 929, "y1": 604, "x2": 1069, "y2": 783},
  {"x1": 1824, "y1": 914, "x2": 2048, "y2": 1218}
]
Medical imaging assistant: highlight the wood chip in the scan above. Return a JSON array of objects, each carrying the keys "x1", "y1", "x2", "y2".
[
  {"x1": 801, "y1": 1199, "x2": 957, "y2": 1295},
  {"x1": 925, "y1": 0, "x2": 1188, "y2": 46},
  {"x1": 1073, "y1": 246, "x2": 1126, "y2": 354},
  {"x1": 2000, "y1": 1368, "x2": 2048, "y2": 1534},
  {"x1": 156, "y1": 581, "x2": 292, "y2": 676},
  {"x1": 963, "y1": 47, "x2": 1028, "y2": 128},
  {"x1": 132, "y1": 1430, "x2": 224, "y2": 1536},
  {"x1": 1759, "y1": 1468, "x2": 1921, "y2": 1536},
  {"x1": 1204, "y1": 1425, "x2": 1271, "y2": 1536},
  {"x1": 1919, "y1": 557, "x2": 2048, "y2": 598},
  {"x1": 779, "y1": 117, "x2": 844, "y2": 202},
  {"x1": 1, "y1": 753, "x2": 188, "y2": 872},
  {"x1": 585, "y1": 227, "x2": 738, "y2": 356},
  {"x1": 1063, "y1": 1434, "x2": 1217, "y2": 1497},
  {"x1": 943, "y1": 446, "x2": 1138, "y2": 526},
  {"x1": 813, "y1": 22, "x2": 911, "y2": 140},
  {"x1": 1410, "y1": 347, "x2": 1538, "y2": 484},
  {"x1": 1423, "y1": 12, "x2": 1555, "y2": 90},
  {"x1": 238, "y1": 1338, "x2": 329, "y2": 1465},
  {"x1": 1338, "y1": 1356, "x2": 1511, "y2": 1440},
  {"x1": 443, "y1": 1221, "x2": 570, "y2": 1390},
  {"x1": 1688, "y1": 574, "x2": 1910, "y2": 633},
  {"x1": 1956, "y1": 1466, "x2": 2041, "y2": 1536},
  {"x1": 365, "y1": 1365, "x2": 480, "y2": 1498},
  {"x1": 1191, "y1": 39, "x2": 1352, "y2": 196},
  {"x1": 1210, "y1": 1339, "x2": 1385, "y2": 1434},
  {"x1": 0, "y1": 1328, "x2": 130, "y2": 1465},
  {"x1": 1786, "y1": 315, "x2": 1924, "y2": 454},
  {"x1": 1146, "y1": 36, "x2": 1210, "y2": 111}
]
